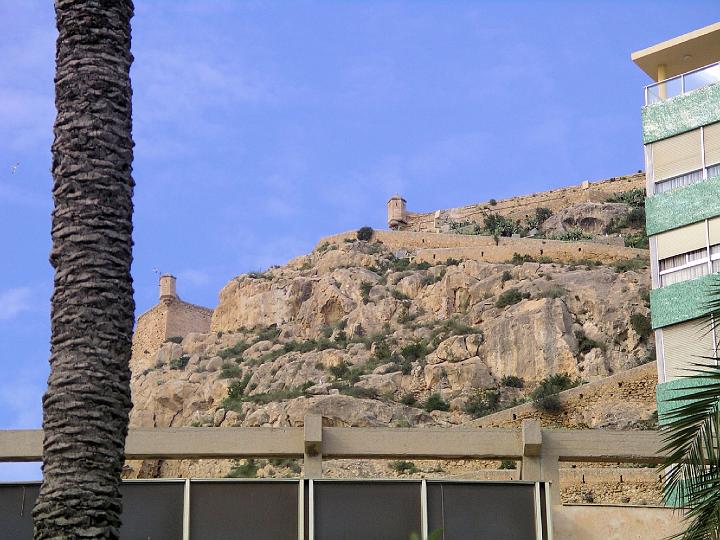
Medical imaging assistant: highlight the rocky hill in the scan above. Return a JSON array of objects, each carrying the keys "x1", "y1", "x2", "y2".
[{"x1": 126, "y1": 220, "x2": 655, "y2": 481}]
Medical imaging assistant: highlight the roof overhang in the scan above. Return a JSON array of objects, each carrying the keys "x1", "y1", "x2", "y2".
[{"x1": 632, "y1": 22, "x2": 720, "y2": 81}]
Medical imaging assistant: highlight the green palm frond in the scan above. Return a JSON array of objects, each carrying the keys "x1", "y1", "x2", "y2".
[{"x1": 661, "y1": 361, "x2": 720, "y2": 539}]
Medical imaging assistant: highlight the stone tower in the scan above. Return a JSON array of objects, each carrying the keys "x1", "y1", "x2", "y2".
[
  {"x1": 387, "y1": 194, "x2": 407, "y2": 229},
  {"x1": 159, "y1": 274, "x2": 177, "y2": 303}
]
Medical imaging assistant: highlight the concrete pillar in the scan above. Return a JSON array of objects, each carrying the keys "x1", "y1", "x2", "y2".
[
  {"x1": 657, "y1": 63, "x2": 667, "y2": 99},
  {"x1": 159, "y1": 274, "x2": 177, "y2": 301},
  {"x1": 304, "y1": 414, "x2": 323, "y2": 478},
  {"x1": 521, "y1": 419, "x2": 542, "y2": 481}
]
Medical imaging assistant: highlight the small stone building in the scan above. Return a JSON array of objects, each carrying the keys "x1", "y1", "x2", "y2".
[{"x1": 131, "y1": 274, "x2": 213, "y2": 372}]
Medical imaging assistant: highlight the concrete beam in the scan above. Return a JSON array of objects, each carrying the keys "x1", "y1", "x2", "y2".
[
  {"x1": 543, "y1": 430, "x2": 665, "y2": 464},
  {"x1": 322, "y1": 428, "x2": 522, "y2": 459}
]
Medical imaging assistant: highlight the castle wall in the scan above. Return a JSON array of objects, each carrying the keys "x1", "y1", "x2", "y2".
[
  {"x1": 131, "y1": 300, "x2": 213, "y2": 374},
  {"x1": 131, "y1": 303, "x2": 169, "y2": 374},
  {"x1": 319, "y1": 230, "x2": 648, "y2": 265},
  {"x1": 469, "y1": 361, "x2": 658, "y2": 430},
  {"x1": 165, "y1": 301, "x2": 213, "y2": 340},
  {"x1": 402, "y1": 173, "x2": 645, "y2": 232}
]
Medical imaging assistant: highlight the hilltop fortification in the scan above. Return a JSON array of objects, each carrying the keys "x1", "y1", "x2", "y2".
[
  {"x1": 131, "y1": 274, "x2": 213, "y2": 373},
  {"x1": 388, "y1": 172, "x2": 645, "y2": 233}
]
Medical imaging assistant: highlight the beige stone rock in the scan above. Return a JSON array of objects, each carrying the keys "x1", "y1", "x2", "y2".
[{"x1": 205, "y1": 356, "x2": 224, "y2": 372}]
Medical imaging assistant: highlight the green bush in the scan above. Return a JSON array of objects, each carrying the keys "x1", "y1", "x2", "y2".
[
  {"x1": 255, "y1": 325, "x2": 281, "y2": 342},
  {"x1": 540, "y1": 285, "x2": 566, "y2": 299},
  {"x1": 227, "y1": 373, "x2": 252, "y2": 399},
  {"x1": 389, "y1": 460, "x2": 419, "y2": 474},
  {"x1": 218, "y1": 340, "x2": 250, "y2": 360},
  {"x1": 613, "y1": 258, "x2": 647, "y2": 273},
  {"x1": 624, "y1": 231, "x2": 649, "y2": 249},
  {"x1": 509, "y1": 253, "x2": 536, "y2": 265},
  {"x1": 575, "y1": 330, "x2": 605, "y2": 354},
  {"x1": 463, "y1": 390, "x2": 500, "y2": 419},
  {"x1": 496, "y1": 288, "x2": 529, "y2": 308},
  {"x1": 630, "y1": 313, "x2": 652, "y2": 339},
  {"x1": 400, "y1": 393, "x2": 417, "y2": 406},
  {"x1": 499, "y1": 459, "x2": 517, "y2": 470},
  {"x1": 169, "y1": 355, "x2": 190, "y2": 370},
  {"x1": 501, "y1": 270, "x2": 512, "y2": 283},
  {"x1": 360, "y1": 282, "x2": 373, "y2": 304},
  {"x1": 357, "y1": 226, "x2": 374, "y2": 241},
  {"x1": 552, "y1": 228, "x2": 592, "y2": 241},
  {"x1": 400, "y1": 342, "x2": 427, "y2": 362},
  {"x1": 339, "y1": 386, "x2": 378, "y2": 399},
  {"x1": 227, "y1": 459, "x2": 258, "y2": 478},
  {"x1": 484, "y1": 214, "x2": 516, "y2": 237},
  {"x1": 391, "y1": 289, "x2": 411, "y2": 301},
  {"x1": 328, "y1": 361, "x2": 350, "y2": 379},
  {"x1": 607, "y1": 188, "x2": 645, "y2": 207},
  {"x1": 445, "y1": 258, "x2": 462, "y2": 266},
  {"x1": 488, "y1": 198, "x2": 497, "y2": 206},
  {"x1": 424, "y1": 393, "x2": 450, "y2": 412},
  {"x1": 531, "y1": 373, "x2": 581, "y2": 413},
  {"x1": 268, "y1": 458, "x2": 301, "y2": 474},
  {"x1": 219, "y1": 363, "x2": 243, "y2": 379},
  {"x1": 500, "y1": 375, "x2": 524, "y2": 388}
]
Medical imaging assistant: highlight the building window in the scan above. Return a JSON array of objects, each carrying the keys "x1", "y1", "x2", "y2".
[
  {"x1": 707, "y1": 162, "x2": 720, "y2": 180},
  {"x1": 659, "y1": 247, "x2": 710, "y2": 287},
  {"x1": 654, "y1": 169, "x2": 704, "y2": 194}
]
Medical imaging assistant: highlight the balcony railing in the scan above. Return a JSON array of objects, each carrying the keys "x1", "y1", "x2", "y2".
[{"x1": 645, "y1": 61, "x2": 720, "y2": 105}]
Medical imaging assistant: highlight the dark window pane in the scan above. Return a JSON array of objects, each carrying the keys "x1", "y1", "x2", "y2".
[
  {"x1": 314, "y1": 481, "x2": 421, "y2": 540},
  {"x1": 190, "y1": 481, "x2": 298, "y2": 540},
  {"x1": 0, "y1": 483, "x2": 39, "y2": 539},
  {"x1": 427, "y1": 482, "x2": 537, "y2": 539},
  {"x1": 119, "y1": 482, "x2": 184, "y2": 540}
]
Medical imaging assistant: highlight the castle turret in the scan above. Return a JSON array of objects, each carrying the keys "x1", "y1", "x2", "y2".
[
  {"x1": 159, "y1": 274, "x2": 178, "y2": 303},
  {"x1": 387, "y1": 194, "x2": 407, "y2": 229}
]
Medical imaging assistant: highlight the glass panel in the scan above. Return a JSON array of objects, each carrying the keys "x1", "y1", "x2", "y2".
[
  {"x1": 687, "y1": 248, "x2": 708, "y2": 262},
  {"x1": 708, "y1": 163, "x2": 720, "y2": 179},
  {"x1": 654, "y1": 169, "x2": 704, "y2": 194},
  {"x1": 711, "y1": 244, "x2": 720, "y2": 258},
  {"x1": 713, "y1": 259, "x2": 720, "y2": 273},
  {"x1": 684, "y1": 65, "x2": 720, "y2": 93},
  {"x1": 660, "y1": 253, "x2": 686, "y2": 272},
  {"x1": 190, "y1": 481, "x2": 299, "y2": 540},
  {"x1": 119, "y1": 482, "x2": 185, "y2": 540},
  {"x1": 0, "y1": 484, "x2": 39, "y2": 539},
  {"x1": 427, "y1": 482, "x2": 538, "y2": 540},
  {"x1": 660, "y1": 262, "x2": 709, "y2": 287},
  {"x1": 314, "y1": 481, "x2": 421, "y2": 540}
]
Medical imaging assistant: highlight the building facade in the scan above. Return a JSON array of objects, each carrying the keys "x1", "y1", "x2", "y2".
[{"x1": 632, "y1": 23, "x2": 720, "y2": 414}]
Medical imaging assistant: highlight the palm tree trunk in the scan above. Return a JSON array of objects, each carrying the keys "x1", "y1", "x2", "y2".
[{"x1": 33, "y1": 0, "x2": 135, "y2": 537}]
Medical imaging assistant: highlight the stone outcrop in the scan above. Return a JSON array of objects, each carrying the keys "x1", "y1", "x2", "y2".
[
  {"x1": 540, "y1": 202, "x2": 632, "y2": 236},
  {"x1": 127, "y1": 234, "x2": 654, "y2": 480}
]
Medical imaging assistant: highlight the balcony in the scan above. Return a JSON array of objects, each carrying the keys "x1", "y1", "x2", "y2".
[{"x1": 645, "y1": 61, "x2": 720, "y2": 105}]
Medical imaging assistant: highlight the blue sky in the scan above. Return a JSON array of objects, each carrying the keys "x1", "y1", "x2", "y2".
[{"x1": 0, "y1": 1, "x2": 717, "y2": 479}]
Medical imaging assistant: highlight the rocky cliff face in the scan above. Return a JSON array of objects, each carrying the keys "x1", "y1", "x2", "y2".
[{"x1": 130, "y1": 238, "x2": 652, "y2": 436}]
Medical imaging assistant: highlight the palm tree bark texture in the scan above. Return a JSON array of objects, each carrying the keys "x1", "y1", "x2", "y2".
[{"x1": 33, "y1": 1, "x2": 135, "y2": 538}]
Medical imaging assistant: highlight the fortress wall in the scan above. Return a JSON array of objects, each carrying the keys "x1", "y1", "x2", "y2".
[
  {"x1": 412, "y1": 241, "x2": 647, "y2": 265},
  {"x1": 469, "y1": 361, "x2": 658, "y2": 430},
  {"x1": 131, "y1": 304, "x2": 169, "y2": 374},
  {"x1": 403, "y1": 173, "x2": 646, "y2": 232},
  {"x1": 319, "y1": 230, "x2": 648, "y2": 265},
  {"x1": 165, "y1": 301, "x2": 213, "y2": 340},
  {"x1": 131, "y1": 300, "x2": 213, "y2": 374}
]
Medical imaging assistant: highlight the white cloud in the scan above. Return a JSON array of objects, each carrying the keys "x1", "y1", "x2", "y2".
[{"x1": 0, "y1": 287, "x2": 33, "y2": 321}]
